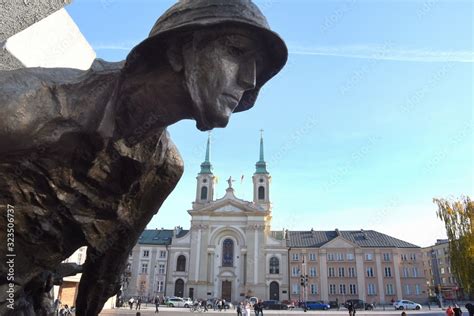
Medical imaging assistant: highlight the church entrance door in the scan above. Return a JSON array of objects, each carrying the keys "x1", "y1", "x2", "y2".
[
  {"x1": 221, "y1": 280, "x2": 232, "y2": 301},
  {"x1": 269, "y1": 281, "x2": 279, "y2": 301}
]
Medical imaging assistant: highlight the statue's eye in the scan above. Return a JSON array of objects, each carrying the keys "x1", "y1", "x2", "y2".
[{"x1": 228, "y1": 46, "x2": 245, "y2": 57}]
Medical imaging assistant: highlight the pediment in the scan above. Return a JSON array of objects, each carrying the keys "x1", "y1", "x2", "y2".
[
  {"x1": 191, "y1": 188, "x2": 265, "y2": 214},
  {"x1": 321, "y1": 236, "x2": 359, "y2": 249}
]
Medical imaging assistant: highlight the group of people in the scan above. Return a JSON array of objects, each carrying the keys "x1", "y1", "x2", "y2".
[
  {"x1": 236, "y1": 300, "x2": 263, "y2": 316},
  {"x1": 128, "y1": 297, "x2": 142, "y2": 310}
]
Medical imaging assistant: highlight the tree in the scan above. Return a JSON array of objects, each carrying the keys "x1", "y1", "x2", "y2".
[{"x1": 434, "y1": 196, "x2": 474, "y2": 297}]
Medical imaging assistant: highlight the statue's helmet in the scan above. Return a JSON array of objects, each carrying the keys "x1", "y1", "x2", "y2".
[{"x1": 125, "y1": 0, "x2": 288, "y2": 113}]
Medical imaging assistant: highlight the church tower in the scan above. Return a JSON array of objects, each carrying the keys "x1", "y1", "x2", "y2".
[
  {"x1": 252, "y1": 130, "x2": 271, "y2": 210},
  {"x1": 195, "y1": 133, "x2": 215, "y2": 204}
]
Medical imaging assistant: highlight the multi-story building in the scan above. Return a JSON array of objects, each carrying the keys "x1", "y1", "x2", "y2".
[
  {"x1": 124, "y1": 228, "x2": 186, "y2": 299},
  {"x1": 287, "y1": 230, "x2": 426, "y2": 305},
  {"x1": 422, "y1": 239, "x2": 461, "y2": 300}
]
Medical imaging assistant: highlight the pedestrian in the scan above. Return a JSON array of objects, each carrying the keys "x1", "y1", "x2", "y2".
[
  {"x1": 129, "y1": 297, "x2": 134, "y2": 310},
  {"x1": 154, "y1": 295, "x2": 160, "y2": 313},
  {"x1": 218, "y1": 299, "x2": 223, "y2": 311},
  {"x1": 336, "y1": 298, "x2": 339, "y2": 310},
  {"x1": 465, "y1": 303, "x2": 474, "y2": 316},
  {"x1": 254, "y1": 300, "x2": 261, "y2": 316},
  {"x1": 453, "y1": 304, "x2": 462, "y2": 316},
  {"x1": 237, "y1": 302, "x2": 242, "y2": 316},
  {"x1": 136, "y1": 313, "x2": 141, "y2": 316},
  {"x1": 347, "y1": 302, "x2": 354, "y2": 316},
  {"x1": 401, "y1": 312, "x2": 407, "y2": 316},
  {"x1": 446, "y1": 305, "x2": 454, "y2": 316},
  {"x1": 245, "y1": 301, "x2": 251, "y2": 316},
  {"x1": 258, "y1": 300, "x2": 264, "y2": 316},
  {"x1": 136, "y1": 297, "x2": 142, "y2": 310}
]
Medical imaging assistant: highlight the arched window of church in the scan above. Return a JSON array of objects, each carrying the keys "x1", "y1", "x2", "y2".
[
  {"x1": 177, "y1": 255, "x2": 186, "y2": 271},
  {"x1": 269, "y1": 256, "x2": 279, "y2": 274},
  {"x1": 200, "y1": 186, "x2": 208, "y2": 200},
  {"x1": 222, "y1": 239, "x2": 234, "y2": 267},
  {"x1": 258, "y1": 186, "x2": 265, "y2": 200}
]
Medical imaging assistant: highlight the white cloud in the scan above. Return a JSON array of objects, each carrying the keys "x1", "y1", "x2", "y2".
[{"x1": 289, "y1": 45, "x2": 474, "y2": 63}]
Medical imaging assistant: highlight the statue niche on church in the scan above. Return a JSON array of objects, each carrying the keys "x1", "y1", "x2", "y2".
[{"x1": 0, "y1": 0, "x2": 287, "y2": 315}]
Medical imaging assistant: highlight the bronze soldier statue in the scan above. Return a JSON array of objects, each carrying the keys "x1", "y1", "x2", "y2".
[{"x1": 0, "y1": 1, "x2": 287, "y2": 315}]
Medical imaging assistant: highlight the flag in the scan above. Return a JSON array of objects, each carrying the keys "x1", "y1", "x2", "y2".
[
  {"x1": 214, "y1": 176, "x2": 219, "y2": 184},
  {"x1": 240, "y1": 174, "x2": 244, "y2": 183}
]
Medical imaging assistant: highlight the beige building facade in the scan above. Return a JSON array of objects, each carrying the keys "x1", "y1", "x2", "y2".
[{"x1": 287, "y1": 230, "x2": 427, "y2": 305}]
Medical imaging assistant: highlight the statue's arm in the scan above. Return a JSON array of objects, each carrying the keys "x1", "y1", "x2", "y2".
[{"x1": 0, "y1": 69, "x2": 66, "y2": 153}]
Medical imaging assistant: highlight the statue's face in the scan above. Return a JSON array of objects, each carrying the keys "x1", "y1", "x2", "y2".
[{"x1": 182, "y1": 31, "x2": 260, "y2": 131}]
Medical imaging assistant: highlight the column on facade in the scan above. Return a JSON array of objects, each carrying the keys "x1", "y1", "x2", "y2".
[
  {"x1": 355, "y1": 249, "x2": 366, "y2": 300},
  {"x1": 375, "y1": 250, "x2": 385, "y2": 304},
  {"x1": 318, "y1": 249, "x2": 328, "y2": 301},
  {"x1": 393, "y1": 250, "x2": 403, "y2": 299},
  {"x1": 194, "y1": 227, "x2": 202, "y2": 282}
]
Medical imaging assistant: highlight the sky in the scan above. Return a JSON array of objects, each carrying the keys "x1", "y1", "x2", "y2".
[{"x1": 66, "y1": 0, "x2": 473, "y2": 247}]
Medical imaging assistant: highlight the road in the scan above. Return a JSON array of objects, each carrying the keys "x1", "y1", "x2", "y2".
[{"x1": 99, "y1": 306, "x2": 449, "y2": 316}]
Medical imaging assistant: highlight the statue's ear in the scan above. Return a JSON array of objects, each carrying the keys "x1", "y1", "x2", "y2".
[{"x1": 166, "y1": 43, "x2": 183, "y2": 72}]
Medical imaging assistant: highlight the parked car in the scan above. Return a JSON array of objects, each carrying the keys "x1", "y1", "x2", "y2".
[
  {"x1": 304, "y1": 301, "x2": 330, "y2": 310},
  {"x1": 165, "y1": 297, "x2": 191, "y2": 307},
  {"x1": 206, "y1": 298, "x2": 233, "y2": 310},
  {"x1": 393, "y1": 300, "x2": 422, "y2": 310},
  {"x1": 262, "y1": 300, "x2": 288, "y2": 310},
  {"x1": 249, "y1": 297, "x2": 259, "y2": 306},
  {"x1": 281, "y1": 300, "x2": 295, "y2": 309},
  {"x1": 344, "y1": 299, "x2": 374, "y2": 310},
  {"x1": 329, "y1": 301, "x2": 340, "y2": 309}
]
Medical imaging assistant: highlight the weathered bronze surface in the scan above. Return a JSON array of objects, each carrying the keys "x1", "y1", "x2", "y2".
[{"x1": 0, "y1": 1, "x2": 287, "y2": 315}]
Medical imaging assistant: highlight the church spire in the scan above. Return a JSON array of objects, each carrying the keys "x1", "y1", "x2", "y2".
[
  {"x1": 255, "y1": 129, "x2": 268, "y2": 174},
  {"x1": 200, "y1": 132, "x2": 212, "y2": 174}
]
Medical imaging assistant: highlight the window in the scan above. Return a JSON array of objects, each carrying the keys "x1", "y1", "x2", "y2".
[
  {"x1": 258, "y1": 186, "x2": 265, "y2": 200},
  {"x1": 349, "y1": 284, "x2": 357, "y2": 295},
  {"x1": 365, "y1": 253, "x2": 373, "y2": 261},
  {"x1": 405, "y1": 285, "x2": 411, "y2": 295},
  {"x1": 442, "y1": 277, "x2": 446, "y2": 284},
  {"x1": 309, "y1": 267, "x2": 317, "y2": 277},
  {"x1": 415, "y1": 284, "x2": 421, "y2": 295},
  {"x1": 383, "y1": 253, "x2": 391, "y2": 261},
  {"x1": 348, "y1": 267, "x2": 356, "y2": 277},
  {"x1": 159, "y1": 251, "x2": 166, "y2": 258},
  {"x1": 367, "y1": 284, "x2": 376, "y2": 295},
  {"x1": 158, "y1": 264, "x2": 165, "y2": 274},
  {"x1": 347, "y1": 253, "x2": 354, "y2": 261},
  {"x1": 339, "y1": 284, "x2": 346, "y2": 294},
  {"x1": 143, "y1": 250, "x2": 149, "y2": 258},
  {"x1": 291, "y1": 266, "x2": 300, "y2": 277},
  {"x1": 384, "y1": 267, "x2": 392, "y2": 277},
  {"x1": 309, "y1": 253, "x2": 317, "y2": 261},
  {"x1": 328, "y1": 267, "x2": 335, "y2": 277},
  {"x1": 292, "y1": 253, "x2": 299, "y2": 261},
  {"x1": 157, "y1": 281, "x2": 164, "y2": 292},
  {"x1": 386, "y1": 284, "x2": 394, "y2": 295},
  {"x1": 310, "y1": 284, "x2": 318, "y2": 294},
  {"x1": 269, "y1": 257, "x2": 279, "y2": 274},
  {"x1": 177, "y1": 255, "x2": 186, "y2": 271},
  {"x1": 401, "y1": 254, "x2": 407, "y2": 261},
  {"x1": 141, "y1": 263, "x2": 148, "y2": 274},
  {"x1": 412, "y1": 267, "x2": 419, "y2": 277},
  {"x1": 410, "y1": 253, "x2": 416, "y2": 261},
  {"x1": 366, "y1": 267, "x2": 374, "y2": 277},
  {"x1": 200, "y1": 186, "x2": 208, "y2": 200},
  {"x1": 336, "y1": 253, "x2": 344, "y2": 261},
  {"x1": 403, "y1": 267, "x2": 409, "y2": 278},
  {"x1": 327, "y1": 253, "x2": 335, "y2": 261},
  {"x1": 338, "y1": 267, "x2": 345, "y2": 277},
  {"x1": 329, "y1": 284, "x2": 337, "y2": 295},
  {"x1": 292, "y1": 284, "x2": 300, "y2": 294},
  {"x1": 222, "y1": 239, "x2": 234, "y2": 266},
  {"x1": 440, "y1": 267, "x2": 445, "y2": 274}
]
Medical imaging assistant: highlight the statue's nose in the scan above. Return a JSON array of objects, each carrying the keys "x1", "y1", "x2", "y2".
[{"x1": 237, "y1": 59, "x2": 256, "y2": 90}]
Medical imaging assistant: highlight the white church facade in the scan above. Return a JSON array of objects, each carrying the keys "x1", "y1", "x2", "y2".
[{"x1": 166, "y1": 134, "x2": 289, "y2": 302}]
